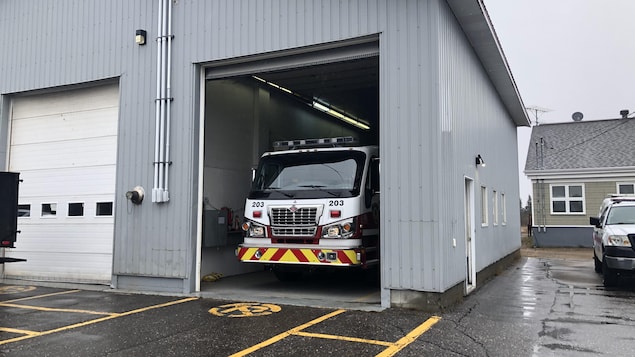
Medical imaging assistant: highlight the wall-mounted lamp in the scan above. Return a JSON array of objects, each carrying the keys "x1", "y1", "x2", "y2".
[
  {"x1": 135, "y1": 29, "x2": 147, "y2": 45},
  {"x1": 475, "y1": 154, "x2": 486, "y2": 167},
  {"x1": 126, "y1": 186, "x2": 145, "y2": 204}
]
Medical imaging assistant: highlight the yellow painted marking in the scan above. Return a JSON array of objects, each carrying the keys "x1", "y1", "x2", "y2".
[
  {"x1": 229, "y1": 309, "x2": 346, "y2": 357},
  {"x1": 0, "y1": 286, "x2": 37, "y2": 295},
  {"x1": 0, "y1": 296, "x2": 198, "y2": 346},
  {"x1": 1, "y1": 289, "x2": 81, "y2": 304},
  {"x1": 376, "y1": 316, "x2": 442, "y2": 357},
  {"x1": 229, "y1": 309, "x2": 440, "y2": 357},
  {"x1": 293, "y1": 331, "x2": 393, "y2": 347},
  {"x1": 0, "y1": 302, "x2": 117, "y2": 316},
  {"x1": 209, "y1": 302, "x2": 281, "y2": 318},
  {"x1": 279, "y1": 249, "x2": 297, "y2": 262},
  {"x1": 0, "y1": 327, "x2": 39, "y2": 336}
]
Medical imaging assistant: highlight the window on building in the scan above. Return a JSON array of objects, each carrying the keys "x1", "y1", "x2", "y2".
[
  {"x1": 68, "y1": 202, "x2": 84, "y2": 217},
  {"x1": 551, "y1": 184, "x2": 585, "y2": 214},
  {"x1": 18, "y1": 204, "x2": 31, "y2": 217},
  {"x1": 481, "y1": 186, "x2": 488, "y2": 226},
  {"x1": 41, "y1": 203, "x2": 57, "y2": 217},
  {"x1": 501, "y1": 193, "x2": 507, "y2": 225},
  {"x1": 492, "y1": 190, "x2": 498, "y2": 226},
  {"x1": 617, "y1": 183, "x2": 635, "y2": 195},
  {"x1": 96, "y1": 202, "x2": 113, "y2": 216}
]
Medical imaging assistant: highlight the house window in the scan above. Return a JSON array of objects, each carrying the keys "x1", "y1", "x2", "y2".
[
  {"x1": 617, "y1": 183, "x2": 635, "y2": 195},
  {"x1": 68, "y1": 202, "x2": 84, "y2": 217},
  {"x1": 492, "y1": 190, "x2": 498, "y2": 226},
  {"x1": 481, "y1": 186, "x2": 488, "y2": 226},
  {"x1": 550, "y1": 184, "x2": 585, "y2": 214}
]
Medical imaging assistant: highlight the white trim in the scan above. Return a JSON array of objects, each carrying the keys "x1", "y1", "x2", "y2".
[
  {"x1": 194, "y1": 67, "x2": 206, "y2": 292},
  {"x1": 617, "y1": 182, "x2": 635, "y2": 195},
  {"x1": 526, "y1": 166, "x2": 635, "y2": 180},
  {"x1": 480, "y1": 186, "x2": 488, "y2": 227}
]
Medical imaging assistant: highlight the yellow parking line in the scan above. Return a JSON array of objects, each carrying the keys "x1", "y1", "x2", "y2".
[
  {"x1": 376, "y1": 316, "x2": 442, "y2": 357},
  {"x1": 230, "y1": 310, "x2": 440, "y2": 357},
  {"x1": 0, "y1": 327, "x2": 39, "y2": 336},
  {"x1": 292, "y1": 331, "x2": 394, "y2": 347},
  {"x1": 1, "y1": 289, "x2": 81, "y2": 304},
  {"x1": 0, "y1": 302, "x2": 118, "y2": 316},
  {"x1": 229, "y1": 309, "x2": 347, "y2": 357},
  {"x1": 0, "y1": 297, "x2": 198, "y2": 346}
]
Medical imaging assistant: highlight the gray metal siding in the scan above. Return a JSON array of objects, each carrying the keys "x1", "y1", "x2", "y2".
[
  {"x1": 1, "y1": 0, "x2": 522, "y2": 295},
  {"x1": 436, "y1": 0, "x2": 521, "y2": 290}
]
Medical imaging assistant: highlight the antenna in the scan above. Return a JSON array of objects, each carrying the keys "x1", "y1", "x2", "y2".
[{"x1": 525, "y1": 105, "x2": 552, "y2": 125}]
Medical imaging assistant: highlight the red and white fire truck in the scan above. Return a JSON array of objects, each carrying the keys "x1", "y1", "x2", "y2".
[{"x1": 236, "y1": 137, "x2": 380, "y2": 280}]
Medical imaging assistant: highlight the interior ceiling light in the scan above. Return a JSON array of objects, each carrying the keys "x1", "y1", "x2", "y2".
[
  {"x1": 312, "y1": 100, "x2": 370, "y2": 130},
  {"x1": 252, "y1": 76, "x2": 370, "y2": 131}
]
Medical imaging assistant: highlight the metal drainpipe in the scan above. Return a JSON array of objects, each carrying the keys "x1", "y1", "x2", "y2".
[
  {"x1": 153, "y1": 0, "x2": 171, "y2": 203},
  {"x1": 153, "y1": 0, "x2": 164, "y2": 202}
]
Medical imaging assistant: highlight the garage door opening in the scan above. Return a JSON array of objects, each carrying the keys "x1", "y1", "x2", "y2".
[{"x1": 198, "y1": 40, "x2": 380, "y2": 309}]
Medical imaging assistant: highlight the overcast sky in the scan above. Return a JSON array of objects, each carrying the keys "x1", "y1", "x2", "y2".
[{"x1": 484, "y1": 0, "x2": 635, "y2": 204}]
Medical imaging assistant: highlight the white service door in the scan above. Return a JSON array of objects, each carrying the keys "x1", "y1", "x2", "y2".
[{"x1": 5, "y1": 84, "x2": 119, "y2": 284}]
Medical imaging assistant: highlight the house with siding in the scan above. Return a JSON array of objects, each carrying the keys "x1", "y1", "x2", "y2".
[
  {"x1": 0, "y1": 0, "x2": 529, "y2": 310},
  {"x1": 525, "y1": 117, "x2": 635, "y2": 247}
]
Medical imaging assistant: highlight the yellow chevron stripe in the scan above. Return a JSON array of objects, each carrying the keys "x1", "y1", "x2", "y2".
[
  {"x1": 279, "y1": 249, "x2": 297, "y2": 262},
  {"x1": 261, "y1": 248, "x2": 277, "y2": 261}
]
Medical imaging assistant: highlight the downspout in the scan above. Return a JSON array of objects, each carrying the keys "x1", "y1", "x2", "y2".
[
  {"x1": 153, "y1": 0, "x2": 172, "y2": 203},
  {"x1": 153, "y1": 0, "x2": 164, "y2": 202}
]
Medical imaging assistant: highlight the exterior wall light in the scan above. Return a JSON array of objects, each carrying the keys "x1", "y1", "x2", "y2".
[
  {"x1": 475, "y1": 154, "x2": 486, "y2": 167},
  {"x1": 135, "y1": 29, "x2": 147, "y2": 45}
]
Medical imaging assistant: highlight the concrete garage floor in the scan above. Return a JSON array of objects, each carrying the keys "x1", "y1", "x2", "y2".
[{"x1": 199, "y1": 269, "x2": 382, "y2": 311}]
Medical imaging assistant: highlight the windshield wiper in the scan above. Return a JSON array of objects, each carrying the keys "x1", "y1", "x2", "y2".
[{"x1": 298, "y1": 185, "x2": 340, "y2": 197}]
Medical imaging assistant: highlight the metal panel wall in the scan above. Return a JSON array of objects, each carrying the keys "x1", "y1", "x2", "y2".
[
  {"x1": 0, "y1": 0, "x2": 522, "y2": 295},
  {"x1": 436, "y1": 0, "x2": 521, "y2": 290}
]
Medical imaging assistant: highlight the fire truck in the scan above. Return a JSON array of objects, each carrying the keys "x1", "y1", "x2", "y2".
[{"x1": 236, "y1": 137, "x2": 380, "y2": 281}]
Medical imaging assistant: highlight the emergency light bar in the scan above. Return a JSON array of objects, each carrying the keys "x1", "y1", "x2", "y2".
[{"x1": 273, "y1": 136, "x2": 357, "y2": 150}]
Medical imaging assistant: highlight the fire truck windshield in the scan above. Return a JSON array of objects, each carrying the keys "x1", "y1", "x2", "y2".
[{"x1": 250, "y1": 150, "x2": 366, "y2": 199}]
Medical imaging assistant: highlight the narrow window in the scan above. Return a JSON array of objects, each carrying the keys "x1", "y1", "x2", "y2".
[
  {"x1": 492, "y1": 190, "x2": 498, "y2": 226},
  {"x1": 481, "y1": 186, "x2": 488, "y2": 226},
  {"x1": 501, "y1": 193, "x2": 507, "y2": 225},
  {"x1": 96, "y1": 202, "x2": 113, "y2": 216},
  {"x1": 68, "y1": 202, "x2": 84, "y2": 217},
  {"x1": 41, "y1": 203, "x2": 57, "y2": 217},
  {"x1": 18, "y1": 204, "x2": 31, "y2": 217}
]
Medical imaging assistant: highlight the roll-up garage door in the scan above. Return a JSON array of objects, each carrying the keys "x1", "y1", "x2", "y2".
[
  {"x1": 205, "y1": 37, "x2": 379, "y2": 79},
  {"x1": 4, "y1": 84, "x2": 119, "y2": 284}
]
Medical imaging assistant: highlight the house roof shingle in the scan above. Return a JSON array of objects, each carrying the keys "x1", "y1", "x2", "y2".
[{"x1": 524, "y1": 118, "x2": 635, "y2": 172}]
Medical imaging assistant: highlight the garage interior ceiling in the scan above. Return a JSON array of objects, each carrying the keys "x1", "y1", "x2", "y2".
[{"x1": 252, "y1": 56, "x2": 379, "y2": 127}]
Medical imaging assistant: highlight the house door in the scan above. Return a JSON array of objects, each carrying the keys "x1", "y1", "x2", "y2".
[{"x1": 464, "y1": 177, "x2": 476, "y2": 294}]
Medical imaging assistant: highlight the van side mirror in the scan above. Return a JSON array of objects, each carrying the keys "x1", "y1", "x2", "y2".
[{"x1": 589, "y1": 216, "x2": 601, "y2": 228}]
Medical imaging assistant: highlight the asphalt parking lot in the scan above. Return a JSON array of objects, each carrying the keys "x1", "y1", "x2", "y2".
[{"x1": 2, "y1": 249, "x2": 635, "y2": 356}]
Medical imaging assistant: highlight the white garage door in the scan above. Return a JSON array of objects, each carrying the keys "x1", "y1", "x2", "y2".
[{"x1": 4, "y1": 84, "x2": 119, "y2": 284}]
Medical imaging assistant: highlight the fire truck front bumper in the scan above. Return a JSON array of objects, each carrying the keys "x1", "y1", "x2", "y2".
[{"x1": 236, "y1": 246, "x2": 364, "y2": 266}]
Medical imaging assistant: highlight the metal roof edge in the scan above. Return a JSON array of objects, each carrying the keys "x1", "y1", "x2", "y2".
[{"x1": 445, "y1": 0, "x2": 530, "y2": 127}]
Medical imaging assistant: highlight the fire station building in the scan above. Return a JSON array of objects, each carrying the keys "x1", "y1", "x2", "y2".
[{"x1": 0, "y1": 0, "x2": 529, "y2": 310}]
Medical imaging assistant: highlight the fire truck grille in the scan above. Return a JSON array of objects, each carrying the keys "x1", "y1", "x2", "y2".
[
  {"x1": 271, "y1": 207, "x2": 318, "y2": 225},
  {"x1": 271, "y1": 227, "x2": 317, "y2": 236},
  {"x1": 270, "y1": 207, "x2": 319, "y2": 237}
]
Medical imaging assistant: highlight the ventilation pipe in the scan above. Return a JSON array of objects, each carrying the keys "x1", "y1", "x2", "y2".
[{"x1": 153, "y1": 0, "x2": 173, "y2": 203}]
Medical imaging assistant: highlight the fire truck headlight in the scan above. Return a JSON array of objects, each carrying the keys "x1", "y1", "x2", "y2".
[
  {"x1": 327, "y1": 226, "x2": 341, "y2": 237},
  {"x1": 251, "y1": 225, "x2": 265, "y2": 237},
  {"x1": 323, "y1": 219, "x2": 355, "y2": 238}
]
